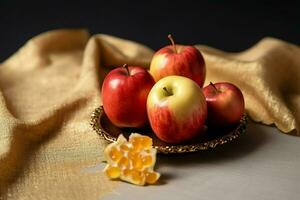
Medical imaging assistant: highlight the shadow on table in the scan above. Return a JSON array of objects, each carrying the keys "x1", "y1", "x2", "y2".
[{"x1": 156, "y1": 121, "x2": 273, "y2": 183}]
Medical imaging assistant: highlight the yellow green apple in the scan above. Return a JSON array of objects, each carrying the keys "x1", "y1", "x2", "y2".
[{"x1": 147, "y1": 76, "x2": 207, "y2": 143}]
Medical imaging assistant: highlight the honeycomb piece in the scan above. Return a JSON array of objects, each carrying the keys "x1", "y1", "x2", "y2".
[{"x1": 103, "y1": 133, "x2": 160, "y2": 186}]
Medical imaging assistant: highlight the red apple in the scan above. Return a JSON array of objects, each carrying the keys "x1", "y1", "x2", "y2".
[
  {"x1": 150, "y1": 34, "x2": 206, "y2": 87},
  {"x1": 203, "y1": 82, "x2": 245, "y2": 128},
  {"x1": 102, "y1": 64, "x2": 155, "y2": 128},
  {"x1": 147, "y1": 76, "x2": 207, "y2": 144}
]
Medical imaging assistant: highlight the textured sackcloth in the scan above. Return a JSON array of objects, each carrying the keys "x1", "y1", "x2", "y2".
[{"x1": 0, "y1": 29, "x2": 299, "y2": 199}]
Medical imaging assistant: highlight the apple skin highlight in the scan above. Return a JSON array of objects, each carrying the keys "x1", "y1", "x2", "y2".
[
  {"x1": 147, "y1": 76, "x2": 207, "y2": 144},
  {"x1": 150, "y1": 45, "x2": 206, "y2": 87},
  {"x1": 203, "y1": 82, "x2": 245, "y2": 128},
  {"x1": 102, "y1": 66, "x2": 155, "y2": 128}
]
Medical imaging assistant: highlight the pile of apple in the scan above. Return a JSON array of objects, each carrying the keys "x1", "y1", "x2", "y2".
[{"x1": 102, "y1": 35, "x2": 245, "y2": 144}]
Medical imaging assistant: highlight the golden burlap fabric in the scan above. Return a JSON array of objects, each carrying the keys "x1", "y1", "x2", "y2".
[{"x1": 0, "y1": 29, "x2": 299, "y2": 199}]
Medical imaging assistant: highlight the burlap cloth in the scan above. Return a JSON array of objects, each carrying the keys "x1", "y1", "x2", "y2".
[{"x1": 0, "y1": 29, "x2": 299, "y2": 199}]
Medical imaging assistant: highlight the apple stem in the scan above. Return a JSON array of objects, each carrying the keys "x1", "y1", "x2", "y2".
[
  {"x1": 163, "y1": 87, "x2": 172, "y2": 96},
  {"x1": 210, "y1": 82, "x2": 220, "y2": 93},
  {"x1": 168, "y1": 34, "x2": 177, "y2": 53},
  {"x1": 123, "y1": 64, "x2": 130, "y2": 76}
]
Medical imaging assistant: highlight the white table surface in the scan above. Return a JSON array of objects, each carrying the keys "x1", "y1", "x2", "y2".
[{"x1": 85, "y1": 121, "x2": 300, "y2": 200}]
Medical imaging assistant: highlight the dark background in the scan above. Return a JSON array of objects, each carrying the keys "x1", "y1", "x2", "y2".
[{"x1": 0, "y1": 0, "x2": 299, "y2": 62}]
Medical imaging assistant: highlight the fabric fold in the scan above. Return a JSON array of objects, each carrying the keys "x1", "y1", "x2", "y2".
[
  {"x1": 0, "y1": 29, "x2": 299, "y2": 199},
  {"x1": 197, "y1": 37, "x2": 300, "y2": 133}
]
